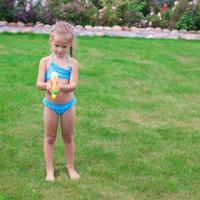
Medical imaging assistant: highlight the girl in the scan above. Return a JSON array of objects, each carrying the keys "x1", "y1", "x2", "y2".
[{"x1": 36, "y1": 21, "x2": 80, "y2": 181}]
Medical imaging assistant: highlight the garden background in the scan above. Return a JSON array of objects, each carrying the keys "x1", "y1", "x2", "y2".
[{"x1": 1, "y1": 0, "x2": 200, "y2": 31}]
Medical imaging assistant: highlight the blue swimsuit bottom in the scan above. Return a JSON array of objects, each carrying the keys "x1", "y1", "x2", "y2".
[{"x1": 43, "y1": 98, "x2": 76, "y2": 115}]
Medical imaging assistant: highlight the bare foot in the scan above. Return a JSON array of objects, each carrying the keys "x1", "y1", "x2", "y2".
[
  {"x1": 45, "y1": 173, "x2": 55, "y2": 182},
  {"x1": 68, "y1": 168, "x2": 80, "y2": 180}
]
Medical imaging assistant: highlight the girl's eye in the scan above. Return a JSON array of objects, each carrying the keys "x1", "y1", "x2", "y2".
[
  {"x1": 54, "y1": 44, "x2": 59, "y2": 47},
  {"x1": 62, "y1": 46, "x2": 67, "y2": 48}
]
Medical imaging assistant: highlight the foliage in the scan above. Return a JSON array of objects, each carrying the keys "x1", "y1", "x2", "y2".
[
  {"x1": 46, "y1": 0, "x2": 65, "y2": 21},
  {"x1": 35, "y1": 2, "x2": 54, "y2": 24},
  {"x1": 161, "y1": 9, "x2": 174, "y2": 29},
  {"x1": 1, "y1": 0, "x2": 200, "y2": 30},
  {"x1": 14, "y1": 0, "x2": 37, "y2": 23},
  {"x1": 97, "y1": 0, "x2": 119, "y2": 26},
  {"x1": 147, "y1": 0, "x2": 200, "y2": 30},
  {"x1": 117, "y1": 0, "x2": 146, "y2": 26},
  {"x1": 47, "y1": 0, "x2": 98, "y2": 25},
  {"x1": 193, "y1": 7, "x2": 200, "y2": 30},
  {"x1": 96, "y1": 0, "x2": 149, "y2": 26},
  {"x1": 146, "y1": 14, "x2": 161, "y2": 28},
  {"x1": 170, "y1": 0, "x2": 189, "y2": 25},
  {"x1": 176, "y1": 11, "x2": 196, "y2": 30},
  {"x1": 0, "y1": 0, "x2": 15, "y2": 21},
  {"x1": 0, "y1": 0, "x2": 54, "y2": 24}
]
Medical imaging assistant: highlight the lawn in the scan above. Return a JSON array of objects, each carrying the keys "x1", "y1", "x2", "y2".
[{"x1": 0, "y1": 33, "x2": 200, "y2": 200}]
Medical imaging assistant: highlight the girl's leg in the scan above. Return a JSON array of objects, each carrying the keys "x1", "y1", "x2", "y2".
[
  {"x1": 60, "y1": 106, "x2": 80, "y2": 180},
  {"x1": 44, "y1": 106, "x2": 59, "y2": 181}
]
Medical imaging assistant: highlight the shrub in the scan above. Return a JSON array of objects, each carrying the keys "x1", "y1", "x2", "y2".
[
  {"x1": 176, "y1": 12, "x2": 196, "y2": 30},
  {"x1": 99, "y1": 6, "x2": 119, "y2": 26},
  {"x1": 161, "y1": 9, "x2": 174, "y2": 29},
  {"x1": 14, "y1": 0, "x2": 37, "y2": 23},
  {"x1": 46, "y1": 0, "x2": 63, "y2": 20},
  {"x1": 0, "y1": 0, "x2": 53, "y2": 24},
  {"x1": 47, "y1": 0, "x2": 97, "y2": 25},
  {"x1": 33, "y1": 1, "x2": 55, "y2": 24},
  {"x1": 162, "y1": 0, "x2": 200, "y2": 30},
  {"x1": 0, "y1": 0, "x2": 15, "y2": 21},
  {"x1": 146, "y1": 14, "x2": 161, "y2": 28},
  {"x1": 97, "y1": 0, "x2": 119, "y2": 26},
  {"x1": 193, "y1": 8, "x2": 200, "y2": 30},
  {"x1": 159, "y1": 0, "x2": 200, "y2": 30},
  {"x1": 170, "y1": 0, "x2": 189, "y2": 24},
  {"x1": 1, "y1": 0, "x2": 200, "y2": 31},
  {"x1": 117, "y1": 0, "x2": 146, "y2": 26}
]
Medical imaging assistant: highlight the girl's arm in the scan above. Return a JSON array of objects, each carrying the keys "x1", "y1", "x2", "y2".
[
  {"x1": 36, "y1": 57, "x2": 49, "y2": 91},
  {"x1": 60, "y1": 58, "x2": 79, "y2": 93}
]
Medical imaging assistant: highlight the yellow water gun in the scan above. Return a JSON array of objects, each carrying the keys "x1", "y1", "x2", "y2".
[{"x1": 50, "y1": 72, "x2": 59, "y2": 99}]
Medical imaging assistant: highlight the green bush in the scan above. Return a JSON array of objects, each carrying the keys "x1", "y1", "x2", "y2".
[
  {"x1": 100, "y1": 7, "x2": 119, "y2": 26},
  {"x1": 146, "y1": 14, "x2": 161, "y2": 28},
  {"x1": 0, "y1": 0, "x2": 55, "y2": 24},
  {"x1": 117, "y1": 0, "x2": 146, "y2": 26},
  {"x1": 0, "y1": 0, "x2": 15, "y2": 21},
  {"x1": 161, "y1": 10, "x2": 174, "y2": 29},
  {"x1": 176, "y1": 12, "x2": 196, "y2": 30},
  {"x1": 168, "y1": 0, "x2": 200, "y2": 30},
  {"x1": 32, "y1": 1, "x2": 54, "y2": 24},
  {"x1": 192, "y1": 5, "x2": 200, "y2": 30},
  {"x1": 1, "y1": 0, "x2": 200, "y2": 30},
  {"x1": 47, "y1": 0, "x2": 97, "y2": 25},
  {"x1": 155, "y1": 0, "x2": 200, "y2": 30}
]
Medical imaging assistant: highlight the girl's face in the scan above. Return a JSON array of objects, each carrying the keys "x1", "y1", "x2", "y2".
[{"x1": 50, "y1": 34, "x2": 71, "y2": 58}]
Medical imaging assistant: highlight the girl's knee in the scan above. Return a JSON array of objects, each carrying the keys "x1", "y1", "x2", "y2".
[
  {"x1": 62, "y1": 133, "x2": 73, "y2": 144},
  {"x1": 45, "y1": 134, "x2": 57, "y2": 144}
]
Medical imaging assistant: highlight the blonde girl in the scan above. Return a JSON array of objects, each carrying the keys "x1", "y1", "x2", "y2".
[{"x1": 36, "y1": 21, "x2": 80, "y2": 181}]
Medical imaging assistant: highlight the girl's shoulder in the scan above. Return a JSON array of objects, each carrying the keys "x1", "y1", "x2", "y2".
[
  {"x1": 68, "y1": 56, "x2": 79, "y2": 69},
  {"x1": 39, "y1": 55, "x2": 52, "y2": 70},
  {"x1": 40, "y1": 55, "x2": 51, "y2": 65}
]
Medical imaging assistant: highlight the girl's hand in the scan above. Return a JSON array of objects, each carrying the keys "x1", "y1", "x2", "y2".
[
  {"x1": 46, "y1": 82, "x2": 52, "y2": 93},
  {"x1": 57, "y1": 81, "x2": 60, "y2": 93},
  {"x1": 55, "y1": 82, "x2": 61, "y2": 98}
]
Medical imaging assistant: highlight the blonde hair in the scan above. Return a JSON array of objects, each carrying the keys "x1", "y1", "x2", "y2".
[{"x1": 50, "y1": 21, "x2": 75, "y2": 57}]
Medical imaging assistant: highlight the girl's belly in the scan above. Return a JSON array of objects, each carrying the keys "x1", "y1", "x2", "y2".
[{"x1": 45, "y1": 79, "x2": 74, "y2": 104}]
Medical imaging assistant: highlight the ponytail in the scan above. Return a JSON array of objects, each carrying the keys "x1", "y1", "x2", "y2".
[{"x1": 70, "y1": 46, "x2": 73, "y2": 57}]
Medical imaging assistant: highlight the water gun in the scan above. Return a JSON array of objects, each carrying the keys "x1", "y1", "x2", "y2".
[{"x1": 50, "y1": 72, "x2": 59, "y2": 99}]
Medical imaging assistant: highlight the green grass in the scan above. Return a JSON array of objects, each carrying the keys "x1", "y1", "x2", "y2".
[{"x1": 0, "y1": 33, "x2": 200, "y2": 200}]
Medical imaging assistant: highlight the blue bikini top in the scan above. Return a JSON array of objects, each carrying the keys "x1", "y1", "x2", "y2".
[{"x1": 45, "y1": 55, "x2": 72, "y2": 81}]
